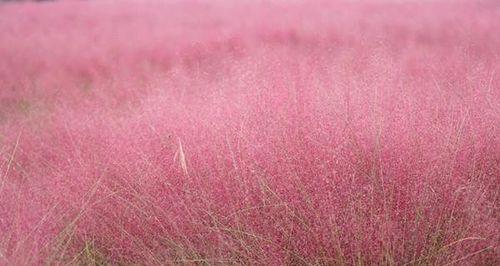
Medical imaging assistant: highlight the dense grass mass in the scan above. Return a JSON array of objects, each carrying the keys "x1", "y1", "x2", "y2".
[{"x1": 0, "y1": 0, "x2": 499, "y2": 265}]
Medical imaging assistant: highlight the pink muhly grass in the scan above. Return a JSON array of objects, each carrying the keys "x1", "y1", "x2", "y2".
[{"x1": 0, "y1": 0, "x2": 499, "y2": 265}]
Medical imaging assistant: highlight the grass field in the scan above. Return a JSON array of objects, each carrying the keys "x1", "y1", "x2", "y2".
[{"x1": 0, "y1": 0, "x2": 499, "y2": 265}]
